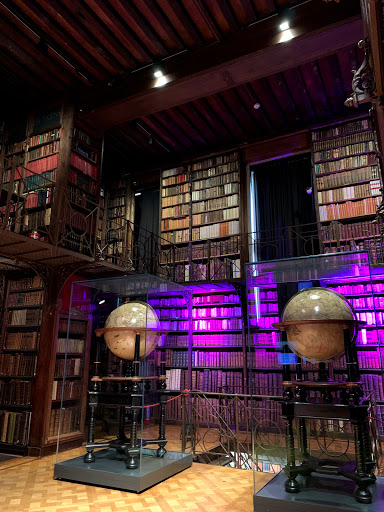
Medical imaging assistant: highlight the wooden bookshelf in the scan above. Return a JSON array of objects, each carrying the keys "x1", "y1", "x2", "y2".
[
  {"x1": 311, "y1": 116, "x2": 383, "y2": 252},
  {"x1": 160, "y1": 151, "x2": 243, "y2": 282}
]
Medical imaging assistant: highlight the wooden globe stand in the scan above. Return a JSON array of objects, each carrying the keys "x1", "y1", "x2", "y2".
[
  {"x1": 272, "y1": 319, "x2": 376, "y2": 504},
  {"x1": 83, "y1": 327, "x2": 168, "y2": 471}
]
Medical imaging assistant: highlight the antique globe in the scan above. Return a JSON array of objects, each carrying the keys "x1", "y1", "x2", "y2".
[
  {"x1": 281, "y1": 287, "x2": 354, "y2": 363},
  {"x1": 103, "y1": 302, "x2": 160, "y2": 360}
]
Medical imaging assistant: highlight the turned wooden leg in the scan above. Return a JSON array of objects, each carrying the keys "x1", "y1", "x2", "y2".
[
  {"x1": 284, "y1": 416, "x2": 300, "y2": 493},
  {"x1": 84, "y1": 403, "x2": 96, "y2": 463}
]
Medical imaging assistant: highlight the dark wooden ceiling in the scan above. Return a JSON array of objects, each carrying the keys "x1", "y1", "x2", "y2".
[
  {"x1": 0, "y1": 0, "x2": 310, "y2": 98},
  {"x1": 0, "y1": 0, "x2": 366, "y2": 177}
]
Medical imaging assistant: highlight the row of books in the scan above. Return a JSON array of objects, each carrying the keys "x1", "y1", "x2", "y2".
[
  {"x1": 349, "y1": 296, "x2": 384, "y2": 309},
  {"x1": 56, "y1": 338, "x2": 85, "y2": 354},
  {"x1": 54, "y1": 358, "x2": 82, "y2": 378},
  {"x1": 108, "y1": 195, "x2": 127, "y2": 207},
  {"x1": 334, "y1": 351, "x2": 384, "y2": 369},
  {"x1": 28, "y1": 140, "x2": 59, "y2": 161},
  {"x1": 253, "y1": 332, "x2": 280, "y2": 345},
  {"x1": 250, "y1": 372, "x2": 283, "y2": 397},
  {"x1": 26, "y1": 153, "x2": 58, "y2": 175},
  {"x1": 4, "y1": 332, "x2": 39, "y2": 351},
  {"x1": 7, "y1": 290, "x2": 44, "y2": 307},
  {"x1": 68, "y1": 186, "x2": 95, "y2": 210},
  {"x1": 68, "y1": 168, "x2": 97, "y2": 195},
  {"x1": 0, "y1": 380, "x2": 32, "y2": 405},
  {"x1": 311, "y1": 119, "x2": 371, "y2": 141},
  {"x1": 312, "y1": 127, "x2": 372, "y2": 151},
  {"x1": 162, "y1": 173, "x2": 188, "y2": 187},
  {"x1": 161, "y1": 217, "x2": 189, "y2": 231},
  {"x1": 193, "y1": 318, "x2": 242, "y2": 330},
  {"x1": 194, "y1": 294, "x2": 240, "y2": 305},
  {"x1": 155, "y1": 309, "x2": 188, "y2": 319},
  {"x1": 250, "y1": 303, "x2": 279, "y2": 314},
  {"x1": 320, "y1": 220, "x2": 381, "y2": 242},
  {"x1": 51, "y1": 379, "x2": 82, "y2": 401},
  {"x1": 329, "y1": 283, "x2": 384, "y2": 295},
  {"x1": 191, "y1": 152, "x2": 238, "y2": 171},
  {"x1": 192, "y1": 306, "x2": 242, "y2": 318},
  {"x1": 73, "y1": 126, "x2": 99, "y2": 149},
  {"x1": 192, "y1": 206, "x2": 239, "y2": 225},
  {"x1": 252, "y1": 290, "x2": 278, "y2": 301},
  {"x1": 318, "y1": 196, "x2": 380, "y2": 221},
  {"x1": 29, "y1": 128, "x2": 61, "y2": 148},
  {"x1": 9, "y1": 276, "x2": 43, "y2": 291},
  {"x1": 0, "y1": 354, "x2": 36, "y2": 377},
  {"x1": 165, "y1": 368, "x2": 243, "y2": 393},
  {"x1": 72, "y1": 139, "x2": 97, "y2": 163},
  {"x1": 314, "y1": 153, "x2": 377, "y2": 175},
  {"x1": 376, "y1": 406, "x2": 384, "y2": 435},
  {"x1": 317, "y1": 180, "x2": 380, "y2": 204},
  {"x1": 62, "y1": 232, "x2": 92, "y2": 256},
  {"x1": 357, "y1": 329, "x2": 384, "y2": 345},
  {"x1": 21, "y1": 208, "x2": 51, "y2": 233},
  {"x1": 161, "y1": 228, "x2": 189, "y2": 244},
  {"x1": 192, "y1": 171, "x2": 240, "y2": 191},
  {"x1": 191, "y1": 194, "x2": 239, "y2": 214},
  {"x1": 250, "y1": 316, "x2": 279, "y2": 329},
  {"x1": 5, "y1": 140, "x2": 25, "y2": 155},
  {"x1": 162, "y1": 183, "x2": 189, "y2": 197},
  {"x1": 161, "y1": 192, "x2": 190, "y2": 208},
  {"x1": 191, "y1": 182, "x2": 239, "y2": 201},
  {"x1": 192, "y1": 220, "x2": 240, "y2": 240},
  {"x1": 162, "y1": 203, "x2": 189, "y2": 219},
  {"x1": 159, "y1": 350, "x2": 244, "y2": 367},
  {"x1": 58, "y1": 319, "x2": 86, "y2": 334},
  {"x1": 355, "y1": 311, "x2": 384, "y2": 325},
  {"x1": 24, "y1": 170, "x2": 55, "y2": 189},
  {"x1": 7, "y1": 308, "x2": 42, "y2": 326},
  {"x1": 159, "y1": 333, "x2": 243, "y2": 347},
  {"x1": 24, "y1": 189, "x2": 53, "y2": 210},
  {"x1": 192, "y1": 161, "x2": 239, "y2": 181},
  {"x1": 48, "y1": 405, "x2": 81, "y2": 437},
  {"x1": 162, "y1": 166, "x2": 186, "y2": 178},
  {"x1": 361, "y1": 374, "x2": 384, "y2": 401},
  {"x1": 177, "y1": 260, "x2": 242, "y2": 282},
  {"x1": 314, "y1": 140, "x2": 374, "y2": 163},
  {"x1": 0, "y1": 411, "x2": 30, "y2": 445},
  {"x1": 316, "y1": 165, "x2": 379, "y2": 190}
]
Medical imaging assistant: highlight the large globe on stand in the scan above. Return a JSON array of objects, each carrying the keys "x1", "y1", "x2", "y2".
[
  {"x1": 103, "y1": 302, "x2": 160, "y2": 360},
  {"x1": 282, "y1": 288, "x2": 354, "y2": 363}
]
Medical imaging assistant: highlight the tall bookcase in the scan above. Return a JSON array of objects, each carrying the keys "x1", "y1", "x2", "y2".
[
  {"x1": 0, "y1": 274, "x2": 44, "y2": 454},
  {"x1": 160, "y1": 151, "x2": 244, "y2": 282},
  {"x1": 2, "y1": 106, "x2": 102, "y2": 256},
  {"x1": 312, "y1": 116, "x2": 383, "y2": 254}
]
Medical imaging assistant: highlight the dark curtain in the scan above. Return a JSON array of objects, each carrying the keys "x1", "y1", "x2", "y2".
[
  {"x1": 134, "y1": 188, "x2": 160, "y2": 236},
  {"x1": 133, "y1": 187, "x2": 160, "y2": 272},
  {"x1": 251, "y1": 153, "x2": 317, "y2": 260}
]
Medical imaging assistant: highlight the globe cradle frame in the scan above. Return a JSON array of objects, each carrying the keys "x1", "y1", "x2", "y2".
[{"x1": 277, "y1": 287, "x2": 356, "y2": 363}]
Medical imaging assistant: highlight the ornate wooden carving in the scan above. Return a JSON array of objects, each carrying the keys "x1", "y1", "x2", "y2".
[{"x1": 344, "y1": 39, "x2": 376, "y2": 108}]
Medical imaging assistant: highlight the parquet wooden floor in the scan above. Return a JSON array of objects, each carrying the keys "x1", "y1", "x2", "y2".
[{"x1": 0, "y1": 447, "x2": 272, "y2": 512}]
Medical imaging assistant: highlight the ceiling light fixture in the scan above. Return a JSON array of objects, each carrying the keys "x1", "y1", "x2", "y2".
[
  {"x1": 279, "y1": 21, "x2": 289, "y2": 31},
  {"x1": 279, "y1": 29, "x2": 294, "y2": 42},
  {"x1": 154, "y1": 75, "x2": 168, "y2": 87},
  {"x1": 135, "y1": 192, "x2": 142, "y2": 196},
  {"x1": 253, "y1": 103, "x2": 261, "y2": 110},
  {"x1": 153, "y1": 68, "x2": 163, "y2": 78},
  {"x1": 98, "y1": 299, "x2": 106, "y2": 305}
]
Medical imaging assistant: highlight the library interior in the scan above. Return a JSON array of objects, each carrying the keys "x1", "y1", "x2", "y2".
[{"x1": 2, "y1": 0, "x2": 384, "y2": 511}]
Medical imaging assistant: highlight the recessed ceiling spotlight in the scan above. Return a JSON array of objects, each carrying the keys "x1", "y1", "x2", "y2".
[
  {"x1": 253, "y1": 103, "x2": 261, "y2": 110},
  {"x1": 154, "y1": 75, "x2": 168, "y2": 87},
  {"x1": 135, "y1": 192, "x2": 142, "y2": 196},
  {"x1": 98, "y1": 299, "x2": 106, "y2": 305},
  {"x1": 280, "y1": 21, "x2": 289, "y2": 31},
  {"x1": 154, "y1": 69, "x2": 163, "y2": 78}
]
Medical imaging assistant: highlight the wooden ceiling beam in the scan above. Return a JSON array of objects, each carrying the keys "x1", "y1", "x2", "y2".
[{"x1": 83, "y1": 0, "x2": 363, "y2": 130}]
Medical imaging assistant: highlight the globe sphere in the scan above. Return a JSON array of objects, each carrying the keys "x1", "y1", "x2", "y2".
[
  {"x1": 104, "y1": 302, "x2": 160, "y2": 360},
  {"x1": 282, "y1": 287, "x2": 354, "y2": 363}
]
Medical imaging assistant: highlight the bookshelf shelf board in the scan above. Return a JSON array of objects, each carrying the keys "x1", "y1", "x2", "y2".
[
  {"x1": 28, "y1": 151, "x2": 59, "y2": 163},
  {"x1": 192, "y1": 204, "x2": 240, "y2": 216},
  {"x1": 161, "y1": 226, "x2": 190, "y2": 234},
  {"x1": 161, "y1": 233, "x2": 239, "y2": 247},
  {"x1": 249, "y1": 313, "x2": 278, "y2": 318},
  {"x1": 192, "y1": 329, "x2": 242, "y2": 334},
  {"x1": 55, "y1": 353, "x2": 84, "y2": 357},
  {"x1": 252, "y1": 345, "x2": 280, "y2": 349},
  {"x1": 9, "y1": 288, "x2": 44, "y2": 294},
  {"x1": 193, "y1": 345, "x2": 243, "y2": 350},
  {"x1": 156, "y1": 346, "x2": 188, "y2": 350},
  {"x1": 166, "y1": 365, "x2": 243, "y2": 370},
  {"x1": 322, "y1": 235, "x2": 381, "y2": 243},
  {"x1": 24, "y1": 202, "x2": 52, "y2": 213},
  {"x1": 192, "y1": 316, "x2": 242, "y2": 320},
  {"x1": 0, "y1": 375, "x2": 34, "y2": 380},
  {"x1": 315, "y1": 163, "x2": 378, "y2": 178},
  {"x1": 0, "y1": 404, "x2": 32, "y2": 410},
  {"x1": 6, "y1": 325, "x2": 40, "y2": 330},
  {"x1": 153, "y1": 306, "x2": 188, "y2": 309},
  {"x1": 158, "y1": 316, "x2": 188, "y2": 321},
  {"x1": 253, "y1": 328, "x2": 279, "y2": 332},
  {"x1": 320, "y1": 212, "x2": 376, "y2": 223},
  {"x1": 2, "y1": 349, "x2": 38, "y2": 354},
  {"x1": 250, "y1": 368, "x2": 284, "y2": 372},
  {"x1": 314, "y1": 150, "x2": 376, "y2": 166},
  {"x1": 192, "y1": 217, "x2": 240, "y2": 228},
  {"x1": 6, "y1": 305, "x2": 42, "y2": 310}
]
